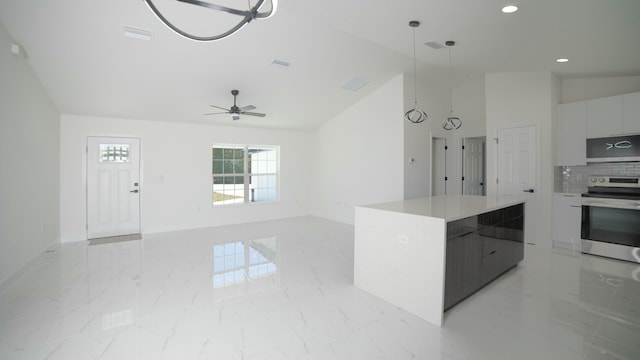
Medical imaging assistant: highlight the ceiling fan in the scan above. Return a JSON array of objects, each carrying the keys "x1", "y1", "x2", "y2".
[{"x1": 205, "y1": 89, "x2": 266, "y2": 120}]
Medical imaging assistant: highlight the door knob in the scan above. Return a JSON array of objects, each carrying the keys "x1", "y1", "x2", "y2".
[
  {"x1": 523, "y1": 189, "x2": 534, "y2": 193},
  {"x1": 130, "y1": 189, "x2": 139, "y2": 193}
]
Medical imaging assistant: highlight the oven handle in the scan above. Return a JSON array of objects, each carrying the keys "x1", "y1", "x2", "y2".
[{"x1": 582, "y1": 198, "x2": 640, "y2": 210}]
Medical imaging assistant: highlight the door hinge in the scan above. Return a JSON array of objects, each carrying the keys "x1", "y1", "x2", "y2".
[
  {"x1": 445, "y1": 145, "x2": 448, "y2": 150},
  {"x1": 462, "y1": 145, "x2": 465, "y2": 150},
  {"x1": 445, "y1": 177, "x2": 448, "y2": 181},
  {"x1": 496, "y1": 178, "x2": 499, "y2": 184},
  {"x1": 493, "y1": 137, "x2": 499, "y2": 144},
  {"x1": 462, "y1": 176, "x2": 465, "y2": 181}
]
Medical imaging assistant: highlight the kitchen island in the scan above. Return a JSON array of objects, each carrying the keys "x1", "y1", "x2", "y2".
[{"x1": 354, "y1": 194, "x2": 526, "y2": 327}]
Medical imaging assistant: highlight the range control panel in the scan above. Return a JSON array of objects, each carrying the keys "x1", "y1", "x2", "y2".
[{"x1": 588, "y1": 176, "x2": 640, "y2": 188}]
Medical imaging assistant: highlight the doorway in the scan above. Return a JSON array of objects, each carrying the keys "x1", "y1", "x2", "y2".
[
  {"x1": 432, "y1": 137, "x2": 447, "y2": 196},
  {"x1": 87, "y1": 136, "x2": 141, "y2": 239},
  {"x1": 462, "y1": 137, "x2": 486, "y2": 195}
]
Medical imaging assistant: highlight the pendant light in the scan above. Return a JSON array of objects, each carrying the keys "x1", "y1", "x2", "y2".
[
  {"x1": 144, "y1": 0, "x2": 277, "y2": 42},
  {"x1": 442, "y1": 40, "x2": 462, "y2": 130},
  {"x1": 405, "y1": 21, "x2": 427, "y2": 124}
]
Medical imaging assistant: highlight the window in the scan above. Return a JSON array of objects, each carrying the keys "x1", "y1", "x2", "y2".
[
  {"x1": 212, "y1": 145, "x2": 278, "y2": 206},
  {"x1": 99, "y1": 144, "x2": 130, "y2": 163}
]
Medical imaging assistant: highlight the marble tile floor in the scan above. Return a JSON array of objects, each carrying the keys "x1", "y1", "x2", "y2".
[{"x1": 0, "y1": 216, "x2": 639, "y2": 360}]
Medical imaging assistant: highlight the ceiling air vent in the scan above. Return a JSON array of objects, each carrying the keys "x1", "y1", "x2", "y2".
[
  {"x1": 123, "y1": 25, "x2": 153, "y2": 41},
  {"x1": 341, "y1": 77, "x2": 369, "y2": 92}
]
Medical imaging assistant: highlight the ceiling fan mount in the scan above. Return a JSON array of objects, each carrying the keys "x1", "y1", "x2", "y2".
[{"x1": 205, "y1": 89, "x2": 266, "y2": 120}]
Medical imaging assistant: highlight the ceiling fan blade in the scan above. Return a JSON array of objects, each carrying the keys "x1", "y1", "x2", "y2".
[
  {"x1": 239, "y1": 105, "x2": 256, "y2": 111},
  {"x1": 209, "y1": 105, "x2": 230, "y2": 111},
  {"x1": 241, "y1": 111, "x2": 266, "y2": 117},
  {"x1": 204, "y1": 111, "x2": 229, "y2": 115}
]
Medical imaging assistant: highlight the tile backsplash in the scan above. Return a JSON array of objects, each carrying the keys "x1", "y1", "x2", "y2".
[{"x1": 554, "y1": 162, "x2": 640, "y2": 193}]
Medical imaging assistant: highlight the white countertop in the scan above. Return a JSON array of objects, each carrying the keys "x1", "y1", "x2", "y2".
[{"x1": 359, "y1": 194, "x2": 526, "y2": 222}]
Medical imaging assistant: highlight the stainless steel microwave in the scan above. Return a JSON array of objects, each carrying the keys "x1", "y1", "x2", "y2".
[{"x1": 586, "y1": 135, "x2": 640, "y2": 162}]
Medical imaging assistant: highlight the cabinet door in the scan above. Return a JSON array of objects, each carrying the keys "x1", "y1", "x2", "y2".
[
  {"x1": 552, "y1": 194, "x2": 582, "y2": 247},
  {"x1": 481, "y1": 248, "x2": 502, "y2": 285},
  {"x1": 444, "y1": 232, "x2": 482, "y2": 310},
  {"x1": 586, "y1": 95, "x2": 623, "y2": 138},
  {"x1": 445, "y1": 235, "x2": 463, "y2": 310},
  {"x1": 623, "y1": 92, "x2": 640, "y2": 134},
  {"x1": 558, "y1": 101, "x2": 587, "y2": 165}
]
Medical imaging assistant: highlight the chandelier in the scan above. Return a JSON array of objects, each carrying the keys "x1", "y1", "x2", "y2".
[
  {"x1": 143, "y1": 0, "x2": 278, "y2": 42},
  {"x1": 404, "y1": 20, "x2": 427, "y2": 124},
  {"x1": 442, "y1": 40, "x2": 462, "y2": 130}
]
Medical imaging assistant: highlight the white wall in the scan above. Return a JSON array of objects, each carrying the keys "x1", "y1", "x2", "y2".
[
  {"x1": 403, "y1": 72, "x2": 446, "y2": 199},
  {"x1": 485, "y1": 72, "x2": 559, "y2": 248},
  {"x1": 440, "y1": 77, "x2": 487, "y2": 197},
  {"x1": 60, "y1": 115, "x2": 311, "y2": 242},
  {"x1": 310, "y1": 75, "x2": 405, "y2": 224},
  {"x1": 561, "y1": 75, "x2": 640, "y2": 103},
  {"x1": 0, "y1": 22, "x2": 60, "y2": 284},
  {"x1": 403, "y1": 72, "x2": 487, "y2": 199}
]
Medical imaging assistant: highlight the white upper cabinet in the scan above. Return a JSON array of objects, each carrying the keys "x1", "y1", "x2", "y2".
[
  {"x1": 623, "y1": 92, "x2": 640, "y2": 134},
  {"x1": 558, "y1": 92, "x2": 640, "y2": 164},
  {"x1": 557, "y1": 101, "x2": 587, "y2": 166},
  {"x1": 586, "y1": 95, "x2": 623, "y2": 138}
]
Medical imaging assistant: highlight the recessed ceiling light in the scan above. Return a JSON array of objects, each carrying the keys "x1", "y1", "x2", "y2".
[
  {"x1": 556, "y1": 58, "x2": 569, "y2": 63},
  {"x1": 501, "y1": 5, "x2": 519, "y2": 14},
  {"x1": 123, "y1": 25, "x2": 153, "y2": 40}
]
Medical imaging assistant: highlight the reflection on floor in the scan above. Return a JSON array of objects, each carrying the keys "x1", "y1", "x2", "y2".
[{"x1": 0, "y1": 216, "x2": 639, "y2": 359}]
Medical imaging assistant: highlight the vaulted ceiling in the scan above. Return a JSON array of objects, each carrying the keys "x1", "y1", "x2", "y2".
[{"x1": 1, "y1": 0, "x2": 639, "y2": 130}]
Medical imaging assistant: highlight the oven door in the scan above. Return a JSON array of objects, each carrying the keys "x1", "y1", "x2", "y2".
[{"x1": 581, "y1": 198, "x2": 640, "y2": 263}]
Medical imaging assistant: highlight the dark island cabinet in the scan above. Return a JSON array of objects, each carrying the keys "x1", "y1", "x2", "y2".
[{"x1": 444, "y1": 203, "x2": 524, "y2": 311}]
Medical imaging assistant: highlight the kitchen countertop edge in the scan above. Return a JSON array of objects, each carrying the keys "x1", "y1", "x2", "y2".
[{"x1": 358, "y1": 195, "x2": 526, "y2": 222}]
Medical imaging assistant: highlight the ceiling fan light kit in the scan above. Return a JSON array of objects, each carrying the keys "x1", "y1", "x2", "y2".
[
  {"x1": 442, "y1": 40, "x2": 462, "y2": 130},
  {"x1": 405, "y1": 20, "x2": 428, "y2": 124},
  {"x1": 143, "y1": 0, "x2": 277, "y2": 42}
]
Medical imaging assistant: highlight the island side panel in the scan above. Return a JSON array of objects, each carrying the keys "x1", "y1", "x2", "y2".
[{"x1": 354, "y1": 206, "x2": 447, "y2": 327}]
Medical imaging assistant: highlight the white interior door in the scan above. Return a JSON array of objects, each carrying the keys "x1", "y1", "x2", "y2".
[
  {"x1": 87, "y1": 137, "x2": 141, "y2": 239},
  {"x1": 432, "y1": 137, "x2": 447, "y2": 196},
  {"x1": 462, "y1": 137, "x2": 486, "y2": 195},
  {"x1": 497, "y1": 126, "x2": 537, "y2": 244}
]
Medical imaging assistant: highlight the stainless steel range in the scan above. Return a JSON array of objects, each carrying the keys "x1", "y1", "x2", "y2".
[{"x1": 581, "y1": 175, "x2": 640, "y2": 263}]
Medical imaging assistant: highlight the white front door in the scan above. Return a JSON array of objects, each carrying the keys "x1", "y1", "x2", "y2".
[
  {"x1": 87, "y1": 137, "x2": 141, "y2": 239},
  {"x1": 497, "y1": 126, "x2": 537, "y2": 244},
  {"x1": 462, "y1": 137, "x2": 486, "y2": 195}
]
